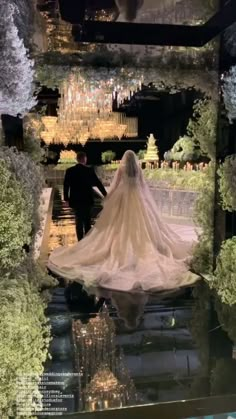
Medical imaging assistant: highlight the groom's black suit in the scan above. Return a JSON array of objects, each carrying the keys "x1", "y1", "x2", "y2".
[{"x1": 64, "y1": 163, "x2": 107, "y2": 240}]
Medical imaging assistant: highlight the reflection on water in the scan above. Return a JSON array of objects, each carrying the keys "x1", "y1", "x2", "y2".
[
  {"x1": 48, "y1": 188, "x2": 77, "y2": 251},
  {"x1": 44, "y1": 186, "x2": 236, "y2": 416},
  {"x1": 73, "y1": 306, "x2": 137, "y2": 411},
  {"x1": 44, "y1": 273, "x2": 236, "y2": 416},
  {"x1": 44, "y1": 282, "x2": 236, "y2": 415},
  {"x1": 48, "y1": 187, "x2": 101, "y2": 252}
]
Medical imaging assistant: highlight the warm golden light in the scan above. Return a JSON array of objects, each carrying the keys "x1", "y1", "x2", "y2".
[
  {"x1": 41, "y1": 73, "x2": 138, "y2": 145},
  {"x1": 59, "y1": 150, "x2": 77, "y2": 163},
  {"x1": 72, "y1": 307, "x2": 137, "y2": 411}
]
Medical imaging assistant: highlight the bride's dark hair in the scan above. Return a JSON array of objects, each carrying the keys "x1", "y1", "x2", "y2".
[{"x1": 122, "y1": 150, "x2": 139, "y2": 178}]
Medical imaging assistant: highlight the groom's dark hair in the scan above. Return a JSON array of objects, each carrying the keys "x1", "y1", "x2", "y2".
[{"x1": 77, "y1": 151, "x2": 87, "y2": 163}]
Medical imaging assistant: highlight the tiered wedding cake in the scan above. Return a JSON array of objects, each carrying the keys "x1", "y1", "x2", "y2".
[{"x1": 144, "y1": 133, "x2": 159, "y2": 161}]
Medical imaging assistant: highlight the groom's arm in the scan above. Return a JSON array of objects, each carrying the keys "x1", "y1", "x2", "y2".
[{"x1": 91, "y1": 169, "x2": 107, "y2": 197}]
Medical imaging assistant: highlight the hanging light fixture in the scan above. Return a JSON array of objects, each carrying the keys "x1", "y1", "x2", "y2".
[{"x1": 41, "y1": 73, "x2": 138, "y2": 145}]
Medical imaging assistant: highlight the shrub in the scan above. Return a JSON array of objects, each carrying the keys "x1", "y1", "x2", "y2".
[
  {"x1": 0, "y1": 160, "x2": 32, "y2": 272},
  {"x1": 187, "y1": 98, "x2": 217, "y2": 161},
  {"x1": 164, "y1": 136, "x2": 201, "y2": 162},
  {"x1": 143, "y1": 167, "x2": 206, "y2": 191},
  {"x1": 218, "y1": 154, "x2": 236, "y2": 212},
  {"x1": 101, "y1": 150, "x2": 116, "y2": 163},
  {"x1": 209, "y1": 237, "x2": 236, "y2": 305},
  {"x1": 137, "y1": 149, "x2": 145, "y2": 160},
  {"x1": 23, "y1": 113, "x2": 46, "y2": 164},
  {"x1": 191, "y1": 164, "x2": 215, "y2": 274},
  {"x1": 0, "y1": 147, "x2": 44, "y2": 241},
  {"x1": 0, "y1": 275, "x2": 51, "y2": 417}
]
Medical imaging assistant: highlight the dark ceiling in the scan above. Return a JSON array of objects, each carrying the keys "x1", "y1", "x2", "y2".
[{"x1": 37, "y1": 0, "x2": 236, "y2": 47}]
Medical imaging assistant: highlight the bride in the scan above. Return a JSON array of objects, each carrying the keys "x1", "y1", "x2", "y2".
[{"x1": 48, "y1": 150, "x2": 198, "y2": 292}]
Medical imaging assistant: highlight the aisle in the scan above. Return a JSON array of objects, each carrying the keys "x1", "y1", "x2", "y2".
[
  {"x1": 48, "y1": 187, "x2": 198, "y2": 253},
  {"x1": 42, "y1": 188, "x2": 234, "y2": 417}
]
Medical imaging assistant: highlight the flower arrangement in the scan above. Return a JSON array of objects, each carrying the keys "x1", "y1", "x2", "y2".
[
  {"x1": 36, "y1": 65, "x2": 218, "y2": 100},
  {"x1": 0, "y1": 1, "x2": 36, "y2": 116},
  {"x1": 218, "y1": 154, "x2": 236, "y2": 212},
  {"x1": 222, "y1": 65, "x2": 236, "y2": 123}
]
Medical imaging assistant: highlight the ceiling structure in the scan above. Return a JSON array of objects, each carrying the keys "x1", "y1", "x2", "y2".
[
  {"x1": 37, "y1": 0, "x2": 223, "y2": 53},
  {"x1": 35, "y1": 0, "x2": 233, "y2": 145},
  {"x1": 71, "y1": 0, "x2": 236, "y2": 47}
]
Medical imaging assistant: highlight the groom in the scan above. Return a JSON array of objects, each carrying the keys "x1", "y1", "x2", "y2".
[{"x1": 63, "y1": 151, "x2": 107, "y2": 240}]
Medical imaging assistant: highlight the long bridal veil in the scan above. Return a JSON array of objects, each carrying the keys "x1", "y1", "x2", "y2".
[{"x1": 48, "y1": 150, "x2": 198, "y2": 292}]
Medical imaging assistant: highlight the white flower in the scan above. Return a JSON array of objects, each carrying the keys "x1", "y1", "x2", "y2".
[
  {"x1": 0, "y1": 1, "x2": 37, "y2": 117},
  {"x1": 222, "y1": 66, "x2": 236, "y2": 123}
]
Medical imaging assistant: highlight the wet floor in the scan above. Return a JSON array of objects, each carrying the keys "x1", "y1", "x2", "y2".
[{"x1": 41, "y1": 187, "x2": 236, "y2": 418}]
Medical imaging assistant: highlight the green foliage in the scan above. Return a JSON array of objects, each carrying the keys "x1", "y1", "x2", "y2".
[
  {"x1": 137, "y1": 149, "x2": 145, "y2": 160},
  {"x1": 214, "y1": 296, "x2": 236, "y2": 343},
  {"x1": 209, "y1": 237, "x2": 236, "y2": 305},
  {"x1": 191, "y1": 164, "x2": 215, "y2": 274},
  {"x1": 0, "y1": 147, "x2": 55, "y2": 416},
  {"x1": 0, "y1": 274, "x2": 51, "y2": 417},
  {"x1": 164, "y1": 136, "x2": 201, "y2": 162},
  {"x1": 24, "y1": 136, "x2": 46, "y2": 164},
  {"x1": 0, "y1": 147, "x2": 44, "y2": 242},
  {"x1": 101, "y1": 150, "x2": 116, "y2": 164},
  {"x1": 103, "y1": 164, "x2": 207, "y2": 190},
  {"x1": 143, "y1": 167, "x2": 206, "y2": 191},
  {"x1": 0, "y1": 160, "x2": 32, "y2": 272},
  {"x1": 18, "y1": 258, "x2": 58, "y2": 292},
  {"x1": 0, "y1": 112, "x2": 53, "y2": 417},
  {"x1": 23, "y1": 113, "x2": 46, "y2": 163},
  {"x1": 187, "y1": 98, "x2": 217, "y2": 161},
  {"x1": 103, "y1": 163, "x2": 119, "y2": 171},
  {"x1": 218, "y1": 154, "x2": 236, "y2": 212}
]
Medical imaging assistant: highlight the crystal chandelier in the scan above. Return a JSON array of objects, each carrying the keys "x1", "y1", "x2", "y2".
[
  {"x1": 72, "y1": 306, "x2": 137, "y2": 411},
  {"x1": 84, "y1": 365, "x2": 124, "y2": 411},
  {"x1": 41, "y1": 116, "x2": 58, "y2": 144},
  {"x1": 41, "y1": 73, "x2": 138, "y2": 145}
]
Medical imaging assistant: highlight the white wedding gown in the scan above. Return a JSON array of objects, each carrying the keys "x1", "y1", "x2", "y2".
[{"x1": 48, "y1": 152, "x2": 198, "y2": 292}]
